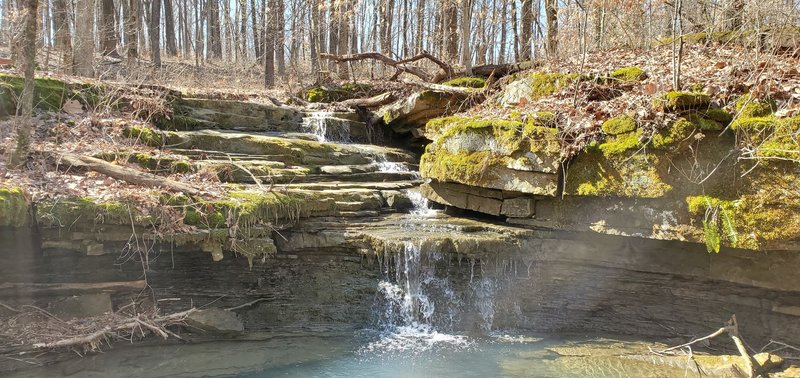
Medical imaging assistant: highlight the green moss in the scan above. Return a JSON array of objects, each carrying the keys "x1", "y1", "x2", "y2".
[
  {"x1": 420, "y1": 149, "x2": 500, "y2": 187},
  {"x1": 442, "y1": 76, "x2": 486, "y2": 88},
  {"x1": 599, "y1": 129, "x2": 643, "y2": 157},
  {"x1": 566, "y1": 150, "x2": 671, "y2": 198},
  {"x1": 651, "y1": 118, "x2": 697, "y2": 148},
  {"x1": 425, "y1": 116, "x2": 478, "y2": 137},
  {"x1": 434, "y1": 113, "x2": 560, "y2": 156},
  {"x1": 122, "y1": 126, "x2": 165, "y2": 146},
  {"x1": 528, "y1": 72, "x2": 581, "y2": 99},
  {"x1": 730, "y1": 116, "x2": 778, "y2": 131},
  {"x1": 609, "y1": 66, "x2": 647, "y2": 82},
  {"x1": 302, "y1": 83, "x2": 375, "y2": 103},
  {"x1": 601, "y1": 115, "x2": 637, "y2": 135},
  {"x1": 701, "y1": 108, "x2": 733, "y2": 125},
  {"x1": 656, "y1": 91, "x2": 711, "y2": 111},
  {"x1": 0, "y1": 74, "x2": 70, "y2": 116},
  {"x1": 37, "y1": 197, "x2": 145, "y2": 229},
  {"x1": 0, "y1": 187, "x2": 29, "y2": 227},
  {"x1": 735, "y1": 94, "x2": 777, "y2": 118}
]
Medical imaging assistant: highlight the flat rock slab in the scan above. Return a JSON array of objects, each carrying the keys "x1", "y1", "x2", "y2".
[{"x1": 186, "y1": 308, "x2": 244, "y2": 334}]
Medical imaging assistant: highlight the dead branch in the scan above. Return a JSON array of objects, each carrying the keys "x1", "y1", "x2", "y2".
[
  {"x1": 338, "y1": 92, "x2": 396, "y2": 108},
  {"x1": 655, "y1": 315, "x2": 764, "y2": 378},
  {"x1": 32, "y1": 308, "x2": 196, "y2": 350},
  {"x1": 432, "y1": 60, "x2": 541, "y2": 82},
  {"x1": 320, "y1": 52, "x2": 435, "y2": 82},
  {"x1": 59, "y1": 153, "x2": 204, "y2": 197},
  {"x1": 401, "y1": 81, "x2": 481, "y2": 96},
  {"x1": 224, "y1": 297, "x2": 275, "y2": 311}
]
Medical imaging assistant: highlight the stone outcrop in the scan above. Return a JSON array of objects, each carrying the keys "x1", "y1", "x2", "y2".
[
  {"x1": 378, "y1": 90, "x2": 468, "y2": 137},
  {"x1": 418, "y1": 74, "x2": 800, "y2": 252}
]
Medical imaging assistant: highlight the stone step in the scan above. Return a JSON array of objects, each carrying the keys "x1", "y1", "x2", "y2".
[
  {"x1": 217, "y1": 170, "x2": 419, "y2": 185},
  {"x1": 156, "y1": 129, "x2": 415, "y2": 167},
  {"x1": 272, "y1": 180, "x2": 422, "y2": 191}
]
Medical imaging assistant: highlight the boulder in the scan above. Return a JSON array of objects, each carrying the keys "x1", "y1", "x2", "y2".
[
  {"x1": 420, "y1": 181, "x2": 503, "y2": 216},
  {"x1": 378, "y1": 90, "x2": 466, "y2": 135},
  {"x1": 186, "y1": 308, "x2": 244, "y2": 334}
]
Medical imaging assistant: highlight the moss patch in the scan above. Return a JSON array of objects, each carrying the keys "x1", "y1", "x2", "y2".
[
  {"x1": 687, "y1": 194, "x2": 800, "y2": 251},
  {"x1": 601, "y1": 115, "x2": 637, "y2": 135},
  {"x1": 566, "y1": 150, "x2": 672, "y2": 198},
  {"x1": 301, "y1": 83, "x2": 375, "y2": 103},
  {"x1": 0, "y1": 187, "x2": 29, "y2": 227},
  {"x1": 735, "y1": 94, "x2": 777, "y2": 118},
  {"x1": 610, "y1": 66, "x2": 647, "y2": 82},
  {"x1": 656, "y1": 91, "x2": 711, "y2": 111},
  {"x1": 528, "y1": 72, "x2": 582, "y2": 100},
  {"x1": 420, "y1": 149, "x2": 500, "y2": 187},
  {"x1": 0, "y1": 74, "x2": 69, "y2": 116},
  {"x1": 442, "y1": 76, "x2": 486, "y2": 88},
  {"x1": 37, "y1": 197, "x2": 148, "y2": 229},
  {"x1": 122, "y1": 126, "x2": 166, "y2": 146}
]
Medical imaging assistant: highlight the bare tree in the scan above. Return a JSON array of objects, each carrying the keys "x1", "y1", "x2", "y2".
[
  {"x1": 53, "y1": 0, "x2": 72, "y2": 73},
  {"x1": 164, "y1": 0, "x2": 178, "y2": 56},
  {"x1": 545, "y1": 0, "x2": 558, "y2": 58},
  {"x1": 74, "y1": 0, "x2": 95, "y2": 77},
  {"x1": 100, "y1": 0, "x2": 119, "y2": 57},
  {"x1": 150, "y1": 0, "x2": 162, "y2": 66},
  {"x1": 10, "y1": 0, "x2": 38, "y2": 167}
]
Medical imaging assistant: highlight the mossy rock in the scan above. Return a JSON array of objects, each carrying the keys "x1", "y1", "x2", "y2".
[
  {"x1": 566, "y1": 150, "x2": 672, "y2": 198},
  {"x1": 656, "y1": 91, "x2": 711, "y2": 111},
  {"x1": 0, "y1": 187, "x2": 29, "y2": 227},
  {"x1": 601, "y1": 115, "x2": 637, "y2": 135},
  {"x1": 301, "y1": 83, "x2": 375, "y2": 103},
  {"x1": 37, "y1": 197, "x2": 151, "y2": 229},
  {"x1": 687, "y1": 193, "x2": 800, "y2": 251},
  {"x1": 735, "y1": 93, "x2": 777, "y2": 118},
  {"x1": 442, "y1": 76, "x2": 486, "y2": 88},
  {"x1": 97, "y1": 151, "x2": 192, "y2": 174},
  {"x1": 154, "y1": 115, "x2": 217, "y2": 131},
  {"x1": 122, "y1": 126, "x2": 166, "y2": 146},
  {"x1": 0, "y1": 74, "x2": 69, "y2": 116},
  {"x1": 609, "y1": 67, "x2": 647, "y2": 82},
  {"x1": 528, "y1": 72, "x2": 583, "y2": 100},
  {"x1": 700, "y1": 108, "x2": 733, "y2": 125},
  {"x1": 732, "y1": 116, "x2": 800, "y2": 161}
]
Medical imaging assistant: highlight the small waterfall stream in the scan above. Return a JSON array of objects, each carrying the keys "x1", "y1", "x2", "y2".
[{"x1": 301, "y1": 112, "x2": 352, "y2": 143}]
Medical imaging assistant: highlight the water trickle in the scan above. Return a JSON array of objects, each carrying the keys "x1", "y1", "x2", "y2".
[
  {"x1": 406, "y1": 189, "x2": 437, "y2": 217},
  {"x1": 301, "y1": 112, "x2": 351, "y2": 143}
]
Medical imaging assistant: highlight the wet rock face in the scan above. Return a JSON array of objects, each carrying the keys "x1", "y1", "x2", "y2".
[{"x1": 186, "y1": 308, "x2": 244, "y2": 334}]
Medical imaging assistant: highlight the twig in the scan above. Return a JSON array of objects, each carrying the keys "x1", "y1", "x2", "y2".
[
  {"x1": 0, "y1": 302, "x2": 20, "y2": 313},
  {"x1": 225, "y1": 297, "x2": 273, "y2": 311}
]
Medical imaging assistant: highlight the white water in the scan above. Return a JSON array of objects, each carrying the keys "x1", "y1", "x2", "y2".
[
  {"x1": 363, "y1": 241, "x2": 472, "y2": 355},
  {"x1": 301, "y1": 112, "x2": 351, "y2": 143}
]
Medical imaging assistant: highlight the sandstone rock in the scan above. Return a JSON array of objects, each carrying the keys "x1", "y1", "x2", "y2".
[
  {"x1": 501, "y1": 197, "x2": 535, "y2": 218},
  {"x1": 378, "y1": 91, "x2": 466, "y2": 134},
  {"x1": 186, "y1": 308, "x2": 244, "y2": 334},
  {"x1": 420, "y1": 181, "x2": 503, "y2": 216},
  {"x1": 381, "y1": 190, "x2": 413, "y2": 211},
  {"x1": 497, "y1": 76, "x2": 536, "y2": 107}
]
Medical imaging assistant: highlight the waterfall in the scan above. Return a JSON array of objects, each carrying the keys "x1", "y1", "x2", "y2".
[
  {"x1": 301, "y1": 112, "x2": 351, "y2": 143},
  {"x1": 364, "y1": 241, "x2": 471, "y2": 355}
]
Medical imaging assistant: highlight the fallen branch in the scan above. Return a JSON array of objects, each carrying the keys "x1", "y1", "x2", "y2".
[
  {"x1": 655, "y1": 315, "x2": 764, "y2": 378},
  {"x1": 59, "y1": 153, "x2": 203, "y2": 196},
  {"x1": 32, "y1": 308, "x2": 196, "y2": 350},
  {"x1": 224, "y1": 297, "x2": 274, "y2": 311},
  {"x1": 338, "y1": 92, "x2": 396, "y2": 108},
  {"x1": 321, "y1": 52, "x2": 437, "y2": 82}
]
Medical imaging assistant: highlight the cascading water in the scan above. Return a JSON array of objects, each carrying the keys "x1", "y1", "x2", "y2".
[
  {"x1": 361, "y1": 192, "x2": 471, "y2": 355},
  {"x1": 301, "y1": 112, "x2": 351, "y2": 143}
]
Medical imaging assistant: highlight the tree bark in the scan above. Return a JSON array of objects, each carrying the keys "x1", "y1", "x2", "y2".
[
  {"x1": 100, "y1": 0, "x2": 119, "y2": 57},
  {"x1": 74, "y1": 0, "x2": 95, "y2": 77},
  {"x1": 264, "y1": 0, "x2": 275, "y2": 87},
  {"x1": 520, "y1": 0, "x2": 533, "y2": 60},
  {"x1": 443, "y1": 0, "x2": 458, "y2": 62},
  {"x1": 150, "y1": 0, "x2": 162, "y2": 66},
  {"x1": 53, "y1": 0, "x2": 72, "y2": 73},
  {"x1": 544, "y1": 0, "x2": 558, "y2": 58},
  {"x1": 251, "y1": 0, "x2": 261, "y2": 61},
  {"x1": 123, "y1": 0, "x2": 139, "y2": 65},
  {"x1": 415, "y1": 0, "x2": 425, "y2": 52},
  {"x1": 10, "y1": 0, "x2": 38, "y2": 168},
  {"x1": 164, "y1": 0, "x2": 178, "y2": 56},
  {"x1": 460, "y1": 0, "x2": 473, "y2": 74},
  {"x1": 208, "y1": 0, "x2": 222, "y2": 58},
  {"x1": 275, "y1": 0, "x2": 285, "y2": 76}
]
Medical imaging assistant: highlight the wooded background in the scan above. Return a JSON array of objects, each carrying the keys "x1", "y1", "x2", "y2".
[{"x1": 1, "y1": 0, "x2": 798, "y2": 88}]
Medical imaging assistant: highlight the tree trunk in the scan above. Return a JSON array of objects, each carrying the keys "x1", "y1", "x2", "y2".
[
  {"x1": 123, "y1": 0, "x2": 139, "y2": 65},
  {"x1": 10, "y1": 0, "x2": 38, "y2": 168},
  {"x1": 544, "y1": 0, "x2": 557, "y2": 58},
  {"x1": 309, "y1": 0, "x2": 319, "y2": 73},
  {"x1": 239, "y1": 0, "x2": 247, "y2": 59},
  {"x1": 416, "y1": 0, "x2": 425, "y2": 52},
  {"x1": 100, "y1": 0, "x2": 119, "y2": 56},
  {"x1": 460, "y1": 0, "x2": 472, "y2": 74},
  {"x1": 444, "y1": 0, "x2": 458, "y2": 62},
  {"x1": 222, "y1": 0, "x2": 232, "y2": 59},
  {"x1": 150, "y1": 0, "x2": 161, "y2": 66},
  {"x1": 380, "y1": 0, "x2": 394, "y2": 54},
  {"x1": 53, "y1": 0, "x2": 72, "y2": 73},
  {"x1": 164, "y1": 0, "x2": 178, "y2": 56},
  {"x1": 208, "y1": 0, "x2": 222, "y2": 58},
  {"x1": 251, "y1": 0, "x2": 261, "y2": 61},
  {"x1": 275, "y1": 0, "x2": 285, "y2": 76},
  {"x1": 74, "y1": 0, "x2": 95, "y2": 77},
  {"x1": 520, "y1": 0, "x2": 532, "y2": 60},
  {"x1": 511, "y1": 0, "x2": 519, "y2": 61},
  {"x1": 264, "y1": 0, "x2": 275, "y2": 87}
]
